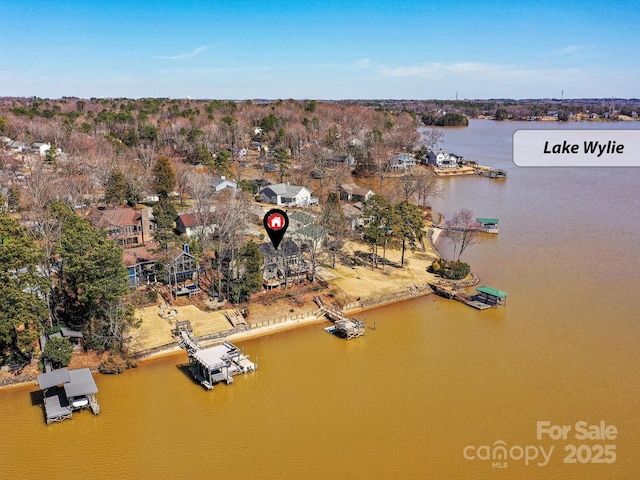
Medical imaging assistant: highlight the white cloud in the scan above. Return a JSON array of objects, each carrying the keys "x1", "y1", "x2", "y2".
[{"x1": 155, "y1": 46, "x2": 211, "y2": 60}]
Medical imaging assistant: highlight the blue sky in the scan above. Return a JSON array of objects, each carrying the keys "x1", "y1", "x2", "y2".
[{"x1": 1, "y1": 0, "x2": 638, "y2": 99}]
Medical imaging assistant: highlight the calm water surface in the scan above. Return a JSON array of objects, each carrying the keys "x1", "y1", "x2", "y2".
[{"x1": 1, "y1": 120, "x2": 639, "y2": 479}]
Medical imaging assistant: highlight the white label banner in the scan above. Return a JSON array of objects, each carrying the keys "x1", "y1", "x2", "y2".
[{"x1": 513, "y1": 129, "x2": 640, "y2": 167}]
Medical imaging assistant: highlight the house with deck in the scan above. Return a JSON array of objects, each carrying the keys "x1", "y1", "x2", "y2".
[
  {"x1": 123, "y1": 245, "x2": 163, "y2": 287},
  {"x1": 425, "y1": 150, "x2": 461, "y2": 169},
  {"x1": 388, "y1": 153, "x2": 417, "y2": 171},
  {"x1": 258, "y1": 239, "x2": 308, "y2": 288},
  {"x1": 87, "y1": 207, "x2": 155, "y2": 247}
]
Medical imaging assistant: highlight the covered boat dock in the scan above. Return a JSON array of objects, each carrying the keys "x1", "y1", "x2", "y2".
[
  {"x1": 473, "y1": 286, "x2": 508, "y2": 306},
  {"x1": 37, "y1": 368, "x2": 100, "y2": 424}
]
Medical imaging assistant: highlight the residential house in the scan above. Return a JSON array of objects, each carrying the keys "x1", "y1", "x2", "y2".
[
  {"x1": 123, "y1": 245, "x2": 162, "y2": 287},
  {"x1": 87, "y1": 207, "x2": 155, "y2": 247},
  {"x1": 211, "y1": 176, "x2": 237, "y2": 193},
  {"x1": 288, "y1": 211, "x2": 326, "y2": 249},
  {"x1": 8, "y1": 140, "x2": 27, "y2": 153},
  {"x1": 165, "y1": 245, "x2": 199, "y2": 288},
  {"x1": 260, "y1": 183, "x2": 318, "y2": 208},
  {"x1": 175, "y1": 212, "x2": 216, "y2": 238},
  {"x1": 388, "y1": 153, "x2": 417, "y2": 171},
  {"x1": 343, "y1": 202, "x2": 366, "y2": 230},
  {"x1": 339, "y1": 183, "x2": 374, "y2": 203},
  {"x1": 288, "y1": 211, "x2": 315, "y2": 231},
  {"x1": 326, "y1": 153, "x2": 356, "y2": 168},
  {"x1": 258, "y1": 240, "x2": 308, "y2": 289},
  {"x1": 30, "y1": 142, "x2": 52, "y2": 156},
  {"x1": 425, "y1": 150, "x2": 460, "y2": 169}
]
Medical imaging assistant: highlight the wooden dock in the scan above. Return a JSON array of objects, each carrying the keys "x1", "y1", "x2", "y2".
[
  {"x1": 429, "y1": 283, "x2": 507, "y2": 310},
  {"x1": 314, "y1": 297, "x2": 366, "y2": 340},
  {"x1": 173, "y1": 321, "x2": 256, "y2": 390}
]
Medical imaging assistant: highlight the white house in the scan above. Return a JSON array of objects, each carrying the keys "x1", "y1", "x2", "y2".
[
  {"x1": 210, "y1": 176, "x2": 237, "y2": 193},
  {"x1": 260, "y1": 183, "x2": 318, "y2": 208},
  {"x1": 426, "y1": 150, "x2": 460, "y2": 169},
  {"x1": 30, "y1": 142, "x2": 52, "y2": 156},
  {"x1": 175, "y1": 213, "x2": 216, "y2": 238}
]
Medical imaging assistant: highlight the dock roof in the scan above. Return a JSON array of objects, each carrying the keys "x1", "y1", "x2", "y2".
[
  {"x1": 38, "y1": 368, "x2": 71, "y2": 390},
  {"x1": 193, "y1": 344, "x2": 233, "y2": 370},
  {"x1": 476, "y1": 286, "x2": 508, "y2": 298},
  {"x1": 476, "y1": 218, "x2": 499, "y2": 224}
]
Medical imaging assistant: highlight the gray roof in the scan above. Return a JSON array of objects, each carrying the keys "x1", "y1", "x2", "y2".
[
  {"x1": 259, "y1": 239, "x2": 300, "y2": 257},
  {"x1": 289, "y1": 211, "x2": 315, "y2": 226},
  {"x1": 262, "y1": 183, "x2": 311, "y2": 196},
  {"x1": 38, "y1": 367, "x2": 98, "y2": 397},
  {"x1": 64, "y1": 368, "x2": 98, "y2": 397},
  {"x1": 61, "y1": 327, "x2": 84, "y2": 338},
  {"x1": 38, "y1": 368, "x2": 71, "y2": 390}
]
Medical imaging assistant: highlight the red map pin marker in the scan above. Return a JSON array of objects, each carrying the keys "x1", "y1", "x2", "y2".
[{"x1": 263, "y1": 209, "x2": 289, "y2": 250}]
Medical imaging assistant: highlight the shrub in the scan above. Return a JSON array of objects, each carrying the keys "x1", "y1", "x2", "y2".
[
  {"x1": 440, "y1": 261, "x2": 471, "y2": 280},
  {"x1": 98, "y1": 352, "x2": 138, "y2": 374}
]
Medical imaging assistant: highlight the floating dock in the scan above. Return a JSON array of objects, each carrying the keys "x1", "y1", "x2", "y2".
[
  {"x1": 476, "y1": 218, "x2": 499, "y2": 234},
  {"x1": 174, "y1": 321, "x2": 256, "y2": 390}
]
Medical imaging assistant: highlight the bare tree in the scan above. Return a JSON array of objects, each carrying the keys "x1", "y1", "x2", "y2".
[
  {"x1": 443, "y1": 208, "x2": 482, "y2": 261},
  {"x1": 414, "y1": 167, "x2": 442, "y2": 208},
  {"x1": 421, "y1": 127, "x2": 444, "y2": 152}
]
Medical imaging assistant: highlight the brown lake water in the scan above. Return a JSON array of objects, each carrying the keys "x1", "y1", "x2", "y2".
[{"x1": 1, "y1": 120, "x2": 639, "y2": 479}]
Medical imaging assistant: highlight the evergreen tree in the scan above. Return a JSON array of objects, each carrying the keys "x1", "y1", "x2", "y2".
[
  {"x1": 0, "y1": 213, "x2": 49, "y2": 363},
  {"x1": 394, "y1": 201, "x2": 425, "y2": 267},
  {"x1": 363, "y1": 195, "x2": 395, "y2": 270},
  {"x1": 153, "y1": 156, "x2": 176, "y2": 198},
  {"x1": 55, "y1": 213, "x2": 129, "y2": 339},
  {"x1": 42, "y1": 336, "x2": 73, "y2": 369},
  {"x1": 152, "y1": 198, "x2": 178, "y2": 250},
  {"x1": 104, "y1": 169, "x2": 128, "y2": 205}
]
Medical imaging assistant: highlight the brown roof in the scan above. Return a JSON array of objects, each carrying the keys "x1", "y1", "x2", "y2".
[
  {"x1": 88, "y1": 207, "x2": 141, "y2": 229},
  {"x1": 176, "y1": 213, "x2": 201, "y2": 228},
  {"x1": 122, "y1": 245, "x2": 163, "y2": 267}
]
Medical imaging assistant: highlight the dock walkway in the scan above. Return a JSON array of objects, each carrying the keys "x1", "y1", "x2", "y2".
[
  {"x1": 429, "y1": 283, "x2": 506, "y2": 310},
  {"x1": 173, "y1": 321, "x2": 256, "y2": 390},
  {"x1": 314, "y1": 297, "x2": 366, "y2": 340}
]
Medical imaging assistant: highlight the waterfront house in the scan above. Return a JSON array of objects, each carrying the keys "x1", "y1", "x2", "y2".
[
  {"x1": 123, "y1": 245, "x2": 163, "y2": 287},
  {"x1": 259, "y1": 183, "x2": 318, "y2": 208},
  {"x1": 388, "y1": 153, "x2": 417, "y2": 171},
  {"x1": 87, "y1": 207, "x2": 155, "y2": 247},
  {"x1": 339, "y1": 183, "x2": 374, "y2": 203},
  {"x1": 426, "y1": 150, "x2": 460, "y2": 169},
  {"x1": 165, "y1": 245, "x2": 199, "y2": 292},
  {"x1": 258, "y1": 239, "x2": 308, "y2": 288}
]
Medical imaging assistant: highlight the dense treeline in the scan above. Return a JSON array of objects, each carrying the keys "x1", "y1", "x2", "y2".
[{"x1": 0, "y1": 205, "x2": 136, "y2": 366}]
